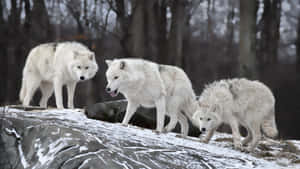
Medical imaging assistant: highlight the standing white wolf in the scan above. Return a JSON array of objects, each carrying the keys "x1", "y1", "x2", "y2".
[
  {"x1": 105, "y1": 59, "x2": 198, "y2": 135},
  {"x1": 19, "y1": 42, "x2": 98, "y2": 109},
  {"x1": 193, "y1": 78, "x2": 278, "y2": 152}
]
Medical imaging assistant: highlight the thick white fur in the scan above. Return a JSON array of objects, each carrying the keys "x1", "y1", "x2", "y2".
[
  {"x1": 105, "y1": 59, "x2": 198, "y2": 134},
  {"x1": 193, "y1": 78, "x2": 278, "y2": 152},
  {"x1": 20, "y1": 42, "x2": 98, "y2": 109}
]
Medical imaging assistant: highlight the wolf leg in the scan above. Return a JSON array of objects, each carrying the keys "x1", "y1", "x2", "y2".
[
  {"x1": 39, "y1": 82, "x2": 53, "y2": 108},
  {"x1": 54, "y1": 77, "x2": 64, "y2": 109},
  {"x1": 229, "y1": 118, "x2": 242, "y2": 150},
  {"x1": 246, "y1": 122, "x2": 261, "y2": 152},
  {"x1": 242, "y1": 126, "x2": 253, "y2": 146},
  {"x1": 178, "y1": 113, "x2": 189, "y2": 136},
  {"x1": 122, "y1": 101, "x2": 138, "y2": 125},
  {"x1": 67, "y1": 82, "x2": 77, "y2": 109},
  {"x1": 23, "y1": 74, "x2": 41, "y2": 106},
  {"x1": 164, "y1": 113, "x2": 178, "y2": 133},
  {"x1": 203, "y1": 128, "x2": 216, "y2": 143},
  {"x1": 155, "y1": 97, "x2": 166, "y2": 133}
]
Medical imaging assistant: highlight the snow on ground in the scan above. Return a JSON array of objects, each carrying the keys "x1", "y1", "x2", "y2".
[{"x1": 2, "y1": 107, "x2": 300, "y2": 169}]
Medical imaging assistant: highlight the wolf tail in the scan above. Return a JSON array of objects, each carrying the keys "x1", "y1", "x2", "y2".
[
  {"x1": 19, "y1": 77, "x2": 26, "y2": 104},
  {"x1": 262, "y1": 107, "x2": 278, "y2": 138}
]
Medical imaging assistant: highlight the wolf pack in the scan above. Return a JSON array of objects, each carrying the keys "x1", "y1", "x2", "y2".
[{"x1": 19, "y1": 41, "x2": 278, "y2": 153}]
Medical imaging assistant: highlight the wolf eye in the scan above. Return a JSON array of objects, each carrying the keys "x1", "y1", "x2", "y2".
[
  {"x1": 77, "y1": 66, "x2": 81, "y2": 69},
  {"x1": 207, "y1": 118, "x2": 211, "y2": 121},
  {"x1": 85, "y1": 66, "x2": 89, "y2": 70},
  {"x1": 114, "y1": 76, "x2": 119, "y2": 80}
]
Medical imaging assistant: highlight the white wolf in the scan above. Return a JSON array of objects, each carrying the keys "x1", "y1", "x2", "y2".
[
  {"x1": 19, "y1": 42, "x2": 98, "y2": 109},
  {"x1": 193, "y1": 78, "x2": 278, "y2": 152},
  {"x1": 105, "y1": 59, "x2": 198, "y2": 135}
]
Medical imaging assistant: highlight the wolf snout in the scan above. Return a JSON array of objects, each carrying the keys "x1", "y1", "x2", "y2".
[
  {"x1": 201, "y1": 128, "x2": 206, "y2": 132},
  {"x1": 80, "y1": 76, "x2": 85, "y2": 80},
  {"x1": 106, "y1": 87, "x2": 119, "y2": 97}
]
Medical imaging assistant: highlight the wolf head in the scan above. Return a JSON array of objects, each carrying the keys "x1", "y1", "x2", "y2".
[
  {"x1": 105, "y1": 59, "x2": 138, "y2": 97},
  {"x1": 193, "y1": 104, "x2": 222, "y2": 133},
  {"x1": 69, "y1": 51, "x2": 98, "y2": 81}
]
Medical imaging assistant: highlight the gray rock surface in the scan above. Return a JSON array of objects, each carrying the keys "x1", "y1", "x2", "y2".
[
  {"x1": 84, "y1": 100, "x2": 201, "y2": 136},
  {"x1": 0, "y1": 106, "x2": 299, "y2": 169}
]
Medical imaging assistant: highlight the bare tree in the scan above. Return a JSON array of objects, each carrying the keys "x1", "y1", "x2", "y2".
[
  {"x1": 296, "y1": 16, "x2": 300, "y2": 70},
  {"x1": 30, "y1": 0, "x2": 52, "y2": 41},
  {"x1": 168, "y1": 0, "x2": 186, "y2": 67},
  {"x1": 239, "y1": 0, "x2": 258, "y2": 78},
  {"x1": 64, "y1": 0, "x2": 84, "y2": 34},
  {"x1": 257, "y1": 0, "x2": 281, "y2": 68}
]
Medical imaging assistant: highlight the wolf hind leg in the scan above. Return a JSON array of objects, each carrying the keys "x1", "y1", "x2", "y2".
[
  {"x1": 246, "y1": 122, "x2": 262, "y2": 152},
  {"x1": 23, "y1": 74, "x2": 41, "y2": 106}
]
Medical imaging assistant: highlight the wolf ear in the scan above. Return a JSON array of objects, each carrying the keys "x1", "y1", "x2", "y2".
[
  {"x1": 120, "y1": 61, "x2": 125, "y2": 70},
  {"x1": 105, "y1": 60, "x2": 113, "y2": 66},
  {"x1": 88, "y1": 53, "x2": 95, "y2": 60}
]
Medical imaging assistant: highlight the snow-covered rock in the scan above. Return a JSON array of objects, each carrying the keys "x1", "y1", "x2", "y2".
[{"x1": 0, "y1": 106, "x2": 299, "y2": 169}]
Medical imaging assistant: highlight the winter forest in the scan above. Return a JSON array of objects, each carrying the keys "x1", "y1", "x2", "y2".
[{"x1": 0, "y1": 0, "x2": 300, "y2": 139}]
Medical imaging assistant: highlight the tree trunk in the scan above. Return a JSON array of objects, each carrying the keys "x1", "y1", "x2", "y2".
[
  {"x1": 168, "y1": 0, "x2": 186, "y2": 67},
  {"x1": 224, "y1": 0, "x2": 236, "y2": 76},
  {"x1": 157, "y1": 0, "x2": 168, "y2": 64},
  {"x1": 144, "y1": 0, "x2": 159, "y2": 61},
  {"x1": 296, "y1": 16, "x2": 300, "y2": 70},
  {"x1": 0, "y1": 0, "x2": 4, "y2": 25},
  {"x1": 239, "y1": 0, "x2": 258, "y2": 79},
  {"x1": 127, "y1": 0, "x2": 145, "y2": 57},
  {"x1": 206, "y1": 0, "x2": 212, "y2": 41},
  {"x1": 257, "y1": 0, "x2": 281, "y2": 68},
  {"x1": 8, "y1": 0, "x2": 22, "y2": 35},
  {"x1": 23, "y1": 0, "x2": 31, "y2": 34},
  {"x1": 31, "y1": 0, "x2": 52, "y2": 41},
  {"x1": 115, "y1": 0, "x2": 130, "y2": 56}
]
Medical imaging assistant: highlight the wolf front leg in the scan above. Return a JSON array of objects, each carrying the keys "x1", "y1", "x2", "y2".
[
  {"x1": 229, "y1": 119, "x2": 243, "y2": 150},
  {"x1": 67, "y1": 82, "x2": 77, "y2": 109},
  {"x1": 203, "y1": 127, "x2": 216, "y2": 143},
  {"x1": 155, "y1": 97, "x2": 166, "y2": 133},
  {"x1": 122, "y1": 101, "x2": 138, "y2": 125},
  {"x1": 54, "y1": 78, "x2": 64, "y2": 109}
]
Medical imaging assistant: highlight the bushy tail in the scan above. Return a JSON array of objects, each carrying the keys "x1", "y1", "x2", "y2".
[
  {"x1": 19, "y1": 78, "x2": 26, "y2": 104},
  {"x1": 262, "y1": 108, "x2": 278, "y2": 138}
]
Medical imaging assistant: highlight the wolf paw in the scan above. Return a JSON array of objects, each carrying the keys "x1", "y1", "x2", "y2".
[
  {"x1": 161, "y1": 128, "x2": 168, "y2": 133},
  {"x1": 153, "y1": 130, "x2": 163, "y2": 134},
  {"x1": 120, "y1": 123, "x2": 129, "y2": 127},
  {"x1": 198, "y1": 138, "x2": 209, "y2": 143},
  {"x1": 233, "y1": 142, "x2": 243, "y2": 150},
  {"x1": 242, "y1": 146, "x2": 254, "y2": 153}
]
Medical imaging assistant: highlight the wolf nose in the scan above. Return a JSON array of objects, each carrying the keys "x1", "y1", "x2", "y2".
[
  {"x1": 80, "y1": 76, "x2": 85, "y2": 80},
  {"x1": 201, "y1": 128, "x2": 206, "y2": 132},
  {"x1": 106, "y1": 87, "x2": 111, "y2": 93}
]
